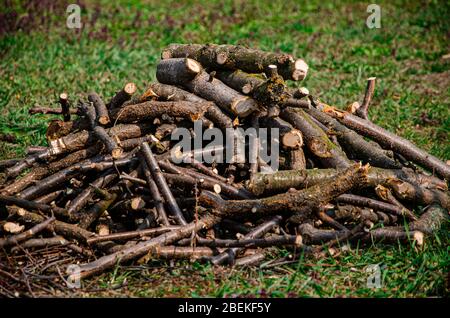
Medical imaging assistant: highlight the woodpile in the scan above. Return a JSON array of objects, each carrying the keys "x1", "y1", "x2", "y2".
[{"x1": 0, "y1": 43, "x2": 448, "y2": 288}]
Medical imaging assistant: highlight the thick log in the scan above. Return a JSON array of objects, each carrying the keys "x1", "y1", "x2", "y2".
[
  {"x1": 202, "y1": 164, "x2": 368, "y2": 219},
  {"x1": 47, "y1": 124, "x2": 145, "y2": 157},
  {"x1": 287, "y1": 148, "x2": 307, "y2": 170},
  {"x1": 356, "y1": 77, "x2": 376, "y2": 119},
  {"x1": 408, "y1": 204, "x2": 448, "y2": 235},
  {"x1": 156, "y1": 58, "x2": 202, "y2": 85},
  {"x1": 45, "y1": 118, "x2": 90, "y2": 141},
  {"x1": 298, "y1": 223, "x2": 343, "y2": 245},
  {"x1": 259, "y1": 116, "x2": 303, "y2": 149},
  {"x1": 216, "y1": 70, "x2": 265, "y2": 94},
  {"x1": 385, "y1": 178, "x2": 450, "y2": 209},
  {"x1": 330, "y1": 204, "x2": 380, "y2": 223},
  {"x1": 146, "y1": 246, "x2": 216, "y2": 260},
  {"x1": 234, "y1": 252, "x2": 266, "y2": 266},
  {"x1": 247, "y1": 166, "x2": 447, "y2": 197},
  {"x1": 10, "y1": 236, "x2": 69, "y2": 250},
  {"x1": 110, "y1": 100, "x2": 210, "y2": 123},
  {"x1": 162, "y1": 43, "x2": 308, "y2": 81},
  {"x1": 252, "y1": 65, "x2": 289, "y2": 106},
  {"x1": 180, "y1": 70, "x2": 259, "y2": 117},
  {"x1": 77, "y1": 191, "x2": 118, "y2": 229}
]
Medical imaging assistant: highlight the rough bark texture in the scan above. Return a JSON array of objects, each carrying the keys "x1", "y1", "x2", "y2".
[
  {"x1": 202, "y1": 164, "x2": 368, "y2": 220},
  {"x1": 319, "y1": 104, "x2": 450, "y2": 180},
  {"x1": 305, "y1": 107, "x2": 400, "y2": 169},
  {"x1": 141, "y1": 142, "x2": 187, "y2": 225},
  {"x1": 156, "y1": 58, "x2": 202, "y2": 85},
  {"x1": 181, "y1": 70, "x2": 259, "y2": 117},
  {"x1": 0, "y1": 217, "x2": 55, "y2": 248},
  {"x1": 280, "y1": 108, "x2": 351, "y2": 169},
  {"x1": 259, "y1": 116, "x2": 303, "y2": 149},
  {"x1": 148, "y1": 83, "x2": 233, "y2": 129},
  {"x1": 162, "y1": 43, "x2": 308, "y2": 81},
  {"x1": 48, "y1": 124, "x2": 146, "y2": 157},
  {"x1": 1, "y1": 144, "x2": 101, "y2": 196},
  {"x1": 108, "y1": 82, "x2": 137, "y2": 109},
  {"x1": 67, "y1": 171, "x2": 117, "y2": 216},
  {"x1": 74, "y1": 213, "x2": 221, "y2": 279},
  {"x1": 110, "y1": 100, "x2": 210, "y2": 123}
]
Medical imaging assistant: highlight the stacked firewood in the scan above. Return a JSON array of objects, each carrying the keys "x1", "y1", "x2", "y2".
[{"x1": 0, "y1": 44, "x2": 449, "y2": 285}]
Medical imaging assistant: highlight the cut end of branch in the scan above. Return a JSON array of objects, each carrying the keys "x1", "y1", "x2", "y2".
[
  {"x1": 413, "y1": 231, "x2": 424, "y2": 246},
  {"x1": 266, "y1": 64, "x2": 278, "y2": 78},
  {"x1": 59, "y1": 92, "x2": 68, "y2": 101},
  {"x1": 232, "y1": 97, "x2": 258, "y2": 117},
  {"x1": 161, "y1": 50, "x2": 172, "y2": 59},
  {"x1": 186, "y1": 58, "x2": 202, "y2": 74},
  {"x1": 293, "y1": 87, "x2": 309, "y2": 99},
  {"x1": 111, "y1": 148, "x2": 124, "y2": 159},
  {"x1": 216, "y1": 52, "x2": 228, "y2": 65},
  {"x1": 281, "y1": 130, "x2": 304, "y2": 149},
  {"x1": 292, "y1": 59, "x2": 309, "y2": 81},
  {"x1": 98, "y1": 116, "x2": 111, "y2": 125},
  {"x1": 124, "y1": 82, "x2": 137, "y2": 96}
]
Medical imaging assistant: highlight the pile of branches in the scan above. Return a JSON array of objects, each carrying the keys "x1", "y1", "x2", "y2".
[{"x1": 0, "y1": 43, "x2": 449, "y2": 291}]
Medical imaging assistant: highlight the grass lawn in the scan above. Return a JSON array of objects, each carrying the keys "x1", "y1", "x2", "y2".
[{"x1": 0, "y1": 0, "x2": 449, "y2": 297}]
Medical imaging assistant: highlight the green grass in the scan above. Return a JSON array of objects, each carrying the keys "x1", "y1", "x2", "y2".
[{"x1": 0, "y1": 0, "x2": 449, "y2": 297}]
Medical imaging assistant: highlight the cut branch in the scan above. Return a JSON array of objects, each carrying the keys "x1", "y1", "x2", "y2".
[
  {"x1": 156, "y1": 58, "x2": 202, "y2": 85},
  {"x1": 162, "y1": 43, "x2": 308, "y2": 81},
  {"x1": 108, "y1": 82, "x2": 137, "y2": 109},
  {"x1": 74, "y1": 213, "x2": 221, "y2": 279},
  {"x1": 280, "y1": 108, "x2": 351, "y2": 169},
  {"x1": 0, "y1": 217, "x2": 55, "y2": 248},
  {"x1": 356, "y1": 77, "x2": 376, "y2": 119},
  {"x1": 88, "y1": 92, "x2": 110, "y2": 125},
  {"x1": 141, "y1": 142, "x2": 186, "y2": 225},
  {"x1": 320, "y1": 104, "x2": 450, "y2": 180},
  {"x1": 59, "y1": 92, "x2": 71, "y2": 122}
]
